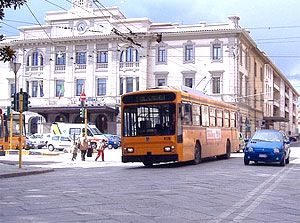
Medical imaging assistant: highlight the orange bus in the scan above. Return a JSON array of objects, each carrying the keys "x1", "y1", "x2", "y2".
[
  {"x1": 0, "y1": 112, "x2": 26, "y2": 151},
  {"x1": 121, "y1": 87, "x2": 240, "y2": 166}
]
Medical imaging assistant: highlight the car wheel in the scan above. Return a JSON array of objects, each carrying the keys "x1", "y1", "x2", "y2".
[
  {"x1": 244, "y1": 158, "x2": 250, "y2": 165},
  {"x1": 48, "y1": 144, "x2": 55, "y2": 151},
  {"x1": 108, "y1": 144, "x2": 113, "y2": 149},
  {"x1": 280, "y1": 157, "x2": 285, "y2": 166},
  {"x1": 285, "y1": 156, "x2": 290, "y2": 165}
]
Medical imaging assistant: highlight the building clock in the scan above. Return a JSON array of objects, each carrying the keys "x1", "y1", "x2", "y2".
[{"x1": 76, "y1": 21, "x2": 88, "y2": 34}]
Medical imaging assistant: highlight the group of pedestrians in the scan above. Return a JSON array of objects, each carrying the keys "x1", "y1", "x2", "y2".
[{"x1": 71, "y1": 132, "x2": 106, "y2": 162}]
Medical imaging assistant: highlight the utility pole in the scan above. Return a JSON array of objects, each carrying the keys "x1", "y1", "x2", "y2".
[{"x1": 18, "y1": 88, "x2": 24, "y2": 168}]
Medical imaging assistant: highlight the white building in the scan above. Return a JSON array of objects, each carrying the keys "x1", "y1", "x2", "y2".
[{"x1": 0, "y1": 0, "x2": 298, "y2": 136}]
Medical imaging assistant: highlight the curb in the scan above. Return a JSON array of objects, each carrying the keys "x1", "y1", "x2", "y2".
[
  {"x1": 0, "y1": 168, "x2": 54, "y2": 179},
  {"x1": 5, "y1": 150, "x2": 61, "y2": 156}
]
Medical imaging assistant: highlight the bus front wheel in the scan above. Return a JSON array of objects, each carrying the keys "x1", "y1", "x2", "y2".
[
  {"x1": 143, "y1": 161, "x2": 153, "y2": 167},
  {"x1": 192, "y1": 143, "x2": 202, "y2": 165}
]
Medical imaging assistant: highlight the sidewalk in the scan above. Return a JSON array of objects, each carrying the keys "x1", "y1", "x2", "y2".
[
  {"x1": 0, "y1": 162, "x2": 54, "y2": 179},
  {"x1": 0, "y1": 149, "x2": 59, "y2": 179},
  {"x1": 0, "y1": 148, "x2": 125, "y2": 178}
]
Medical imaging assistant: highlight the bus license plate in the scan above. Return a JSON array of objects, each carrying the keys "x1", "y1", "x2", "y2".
[{"x1": 259, "y1": 154, "x2": 267, "y2": 158}]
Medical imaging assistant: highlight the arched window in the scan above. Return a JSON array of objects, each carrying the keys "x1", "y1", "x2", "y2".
[
  {"x1": 27, "y1": 51, "x2": 44, "y2": 67},
  {"x1": 120, "y1": 47, "x2": 139, "y2": 62}
]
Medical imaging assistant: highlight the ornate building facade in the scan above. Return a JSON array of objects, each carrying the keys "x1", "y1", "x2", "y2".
[{"x1": 0, "y1": 0, "x2": 298, "y2": 136}]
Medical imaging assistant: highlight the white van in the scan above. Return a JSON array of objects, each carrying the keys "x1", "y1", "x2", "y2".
[{"x1": 51, "y1": 122, "x2": 107, "y2": 149}]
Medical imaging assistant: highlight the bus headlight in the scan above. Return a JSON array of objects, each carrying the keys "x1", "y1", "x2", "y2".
[
  {"x1": 164, "y1": 146, "x2": 175, "y2": 152},
  {"x1": 125, "y1": 147, "x2": 134, "y2": 153}
]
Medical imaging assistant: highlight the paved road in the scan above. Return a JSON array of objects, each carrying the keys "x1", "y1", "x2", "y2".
[{"x1": 0, "y1": 146, "x2": 300, "y2": 222}]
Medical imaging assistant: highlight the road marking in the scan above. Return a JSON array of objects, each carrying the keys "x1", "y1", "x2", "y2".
[
  {"x1": 233, "y1": 165, "x2": 294, "y2": 222},
  {"x1": 208, "y1": 166, "x2": 288, "y2": 223}
]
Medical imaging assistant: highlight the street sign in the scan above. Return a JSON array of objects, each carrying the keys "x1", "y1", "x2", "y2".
[{"x1": 80, "y1": 92, "x2": 86, "y2": 102}]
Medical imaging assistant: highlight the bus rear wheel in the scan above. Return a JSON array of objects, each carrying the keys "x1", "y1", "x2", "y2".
[{"x1": 192, "y1": 144, "x2": 201, "y2": 165}]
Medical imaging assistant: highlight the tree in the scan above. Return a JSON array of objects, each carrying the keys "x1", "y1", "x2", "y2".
[{"x1": 0, "y1": 0, "x2": 27, "y2": 62}]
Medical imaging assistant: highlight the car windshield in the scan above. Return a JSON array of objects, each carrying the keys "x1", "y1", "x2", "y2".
[{"x1": 251, "y1": 131, "x2": 283, "y2": 142}]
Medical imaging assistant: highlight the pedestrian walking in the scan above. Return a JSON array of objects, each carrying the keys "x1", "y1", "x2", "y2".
[
  {"x1": 79, "y1": 133, "x2": 89, "y2": 161},
  {"x1": 95, "y1": 139, "x2": 106, "y2": 161},
  {"x1": 71, "y1": 138, "x2": 80, "y2": 161}
]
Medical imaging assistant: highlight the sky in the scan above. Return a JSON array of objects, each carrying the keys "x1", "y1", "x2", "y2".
[{"x1": 2, "y1": 0, "x2": 300, "y2": 92}]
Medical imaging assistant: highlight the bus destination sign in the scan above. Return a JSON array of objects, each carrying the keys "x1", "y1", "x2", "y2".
[{"x1": 122, "y1": 92, "x2": 176, "y2": 104}]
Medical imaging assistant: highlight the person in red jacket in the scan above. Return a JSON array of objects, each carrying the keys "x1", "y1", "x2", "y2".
[{"x1": 95, "y1": 139, "x2": 106, "y2": 161}]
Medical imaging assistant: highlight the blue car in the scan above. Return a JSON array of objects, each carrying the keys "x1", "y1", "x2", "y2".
[
  {"x1": 244, "y1": 129, "x2": 290, "y2": 166},
  {"x1": 104, "y1": 134, "x2": 121, "y2": 149}
]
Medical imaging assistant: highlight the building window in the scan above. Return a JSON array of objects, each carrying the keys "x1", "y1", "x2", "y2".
[
  {"x1": 126, "y1": 48, "x2": 133, "y2": 62},
  {"x1": 39, "y1": 81, "x2": 44, "y2": 97},
  {"x1": 184, "y1": 44, "x2": 194, "y2": 63},
  {"x1": 126, "y1": 77, "x2": 133, "y2": 93},
  {"x1": 211, "y1": 41, "x2": 223, "y2": 62},
  {"x1": 156, "y1": 77, "x2": 167, "y2": 86},
  {"x1": 119, "y1": 77, "x2": 124, "y2": 95},
  {"x1": 31, "y1": 81, "x2": 38, "y2": 97},
  {"x1": 10, "y1": 83, "x2": 15, "y2": 97},
  {"x1": 212, "y1": 77, "x2": 221, "y2": 94},
  {"x1": 76, "y1": 52, "x2": 86, "y2": 64},
  {"x1": 97, "y1": 51, "x2": 108, "y2": 63},
  {"x1": 76, "y1": 79, "x2": 85, "y2": 96},
  {"x1": 157, "y1": 46, "x2": 167, "y2": 64},
  {"x1": 155, "y1": 72, "x2": 168, "y2": 86},
  {"x1": 55, "y1": 52, "x2": 66, "y2": 65},
  {"x1": 186, "y1": 78, "x2": 193, "y2": 88},
  {"x1": 26, "y1": 81, "x2": 29, "y2": 93},
  {"x1": 56, "y1": 80, "x2": 65, "y2": 98},
  {"x1": 97, "y1": 78, "x2": 106, "y2": 96},
  {"x1": 28, "y1": 51, "x2": 44, "y2": 67},
  {"x1": 136, "y1": 77, "x2": 139, "y2": 91}
]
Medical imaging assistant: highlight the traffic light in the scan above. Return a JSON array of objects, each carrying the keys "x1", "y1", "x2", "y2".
[
  {"x1": 11, "y1": 93, "x2": 19, "y2": 111},
  {"x1": 22, "y1": 92, "x2": 30, "y2": 111},
  {"x1": 6, "y1": 106, "x2": 11, "y2": 118},
  {"x1": 80, "y1": 107, "x2": 85, "y2": 118}
]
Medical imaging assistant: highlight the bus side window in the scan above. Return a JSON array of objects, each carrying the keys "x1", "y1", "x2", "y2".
[{"x1": 182, "y1": 103, "x2": 192, "y2": 125}]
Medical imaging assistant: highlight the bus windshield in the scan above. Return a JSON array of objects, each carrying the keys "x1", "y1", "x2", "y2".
[{"x1": 123, "y1": 103, "x2": 176, "y2": 137}]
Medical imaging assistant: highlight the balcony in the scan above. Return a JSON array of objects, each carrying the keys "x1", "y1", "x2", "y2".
[
  {"x1": 75, "y1": 64, "x2": 86, "y2": 72},
  {"x1": 96, "y1": 63, "x2": 108, "y2": 71},
  {"x1": 55, "y1": 65, "x2": 66, "y2": 72},
  {"x1": 25, "y1": 66, "x2": 44, "y2": 72},
  {"x1": 119, "y1": 62, "x2": 139, "y2": 71}
]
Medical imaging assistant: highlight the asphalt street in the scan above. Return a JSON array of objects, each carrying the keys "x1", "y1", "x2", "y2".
[{"x1": 0, "y1": 145, "x2": 300, "y2": 222}]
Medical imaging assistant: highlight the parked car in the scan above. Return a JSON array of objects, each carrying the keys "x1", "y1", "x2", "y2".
[
  {"x1": 47, "y1": 135, "x2": 73, "y2": 152},
  {"x1": 103, "y1": 134, "x2": 121, "y2": 149},
  {"x1": 25, "y1": 137, "x2": 35, "y2": 150},
  {"x1": 27, "y1": 134, "x2": 47, "y2": 149},
  {"x1": 244, "y1": 129, "x2": 290, "y2": 166}
]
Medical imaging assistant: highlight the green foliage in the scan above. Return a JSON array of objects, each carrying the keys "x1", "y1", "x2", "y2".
[
  {"x1": 0, "y1": 0, "x2": 27, "y2": 20},
  {"x1": 0, "y1": 0, "x2": 27, "y2": 62}
]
